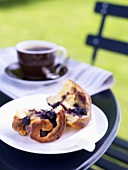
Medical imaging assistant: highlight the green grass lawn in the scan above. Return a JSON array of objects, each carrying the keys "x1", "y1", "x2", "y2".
[{"x1": 0, "y1": 0, "x2": 128, "y2": 140}]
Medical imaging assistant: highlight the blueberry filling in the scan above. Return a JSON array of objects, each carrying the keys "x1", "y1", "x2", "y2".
[
  {"x1": 39, "y1": 111, "x2": 57, "y2": 137},
  {"x1": 28, "y1": 109, "x2": 57, "y2": 121},
  {"x1": 29, "y1": 109, "x2": 37, "y2": 113},
  {"x1": 21, "y1": 109, "x2": 58, "y2": 138},
  {"x1": 22, "y1": 116, "x2": 30, "y2": 126},
  {"x1": 40, "y1": 129, "x2": 50, "y2": 137},
  {"x1": 67, "y1": 107, "x2": 88, "y2": 117},
  {"x1": 51, "y1": 102, "x2": 61, "y2": 109},
  {"x1": 47, "y1": 92, "x2": 71, "y2": 109},
  {"x1": 62, "y1": 95, "x2": 66, "y2": 100},
  {"x1": 51, "y1": 120, "x2": 57, "y2": 128},
  {"x1": 61, "y1": 103, "x2": 67, "y2": 110},
  {"x1": 39, "y1": 110, "x2": 57, "y2": 128},
  {"x1": 78, "y1": 94, "x2": 86, "y2": 103},
  {"x1": 25, "y1": 109, "x2": 57, "y2": 128},
  {"x1": 79, "y1": 108, "x2": 88, "y2": 115},
  {"x1": 40, "y1": 114, "x2": 47, "y2": 119},
  {"x1": 46, "y1": 111, "x2": 56, "y2": 120},
  {"x1": 46, "y1": 111, "x2": 57, "y2": 128},
  {"x1": 62, "y1": 92, "x2": 69, "y2": 101},
  {"x1": 74, "y1": 103, "x2": 79, "y2": 107},
  {"x1": 29, "y1": 109, "x2": 45, "y2": 116}
]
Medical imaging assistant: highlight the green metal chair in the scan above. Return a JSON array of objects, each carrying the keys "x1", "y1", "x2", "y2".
[{"x1": 86, "y1": 2, "x2": 128, "y2": 169}]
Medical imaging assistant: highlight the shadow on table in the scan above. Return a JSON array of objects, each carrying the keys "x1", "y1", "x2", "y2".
[{"x1": 0, "y1": 0, "x2": 47, "y2": 9}]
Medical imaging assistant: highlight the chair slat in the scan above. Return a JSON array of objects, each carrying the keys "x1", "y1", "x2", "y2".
[
  {"x1": 113, "y1": 137, "x2": 128, "y2": 150},
  {"x1": 95, "y1": 2, "x2": 128, "y2": 18},
  {"x1": 86, "y1": 2, "x2": 128, "y2": 168},
  {"x1": 86, "y1": 35, "x2": 128, "y2": 55},
  {"x1": 95, "y1": 157, "x2": 128, "y2": 170},
  {"x1": 106, "y1": 147, "x2": 128, "y2": 164}
]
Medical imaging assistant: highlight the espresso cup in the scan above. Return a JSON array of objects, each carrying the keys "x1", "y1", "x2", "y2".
[{"x1": 16, "y1": 40, "x2": 66, "y2": 80}]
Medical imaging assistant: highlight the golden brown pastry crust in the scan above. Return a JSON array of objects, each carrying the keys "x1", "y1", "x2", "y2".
[
  {"x1": 47, "y1": 79, "x2": 91, "y2": 129},
  {"x1": 12, "y1": 106, "x2": 66, "y2": 143},
  {"x1": 12, "y1": 79, "x2": 91, "y2": 143},
  {"x1": 12, "y1": 115, "x2": 27, "y2": 136},
  {"x1": 28, "y1": 107, "x2": 66, "y2": 143}
]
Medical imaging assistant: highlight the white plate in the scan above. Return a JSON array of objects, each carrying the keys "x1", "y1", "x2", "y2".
[
  {"x1": 0, "y1": 94, "x2": 108, "y2": 154},
  {"x1": 4, "y1": 62, "x2": 69, "y2": 86}
]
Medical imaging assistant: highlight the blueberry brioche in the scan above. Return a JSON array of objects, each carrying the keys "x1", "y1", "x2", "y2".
[
  {"x1": 12, "y1": 105, "x2": 66, "y2": 143},
  {"x1": 47, "y1": 79, "x2": 92, "y2": 129}
]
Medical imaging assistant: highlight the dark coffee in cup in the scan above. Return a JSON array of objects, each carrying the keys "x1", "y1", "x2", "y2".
[
  {"x1": 16, "y1": 40, "x2": 66, "y2": 80},
  {"x1": 24, "y1": 46, "x2": 52, "y2": 51}
]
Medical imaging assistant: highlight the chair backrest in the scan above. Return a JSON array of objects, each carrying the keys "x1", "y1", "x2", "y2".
[{"x1": 86, "y1": 1, "x2": 128, "y2": 64}]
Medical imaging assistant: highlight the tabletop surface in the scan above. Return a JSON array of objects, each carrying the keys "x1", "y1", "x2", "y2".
[{"x1": 0, "y1": 89, "x2": 120, "y2": 170}]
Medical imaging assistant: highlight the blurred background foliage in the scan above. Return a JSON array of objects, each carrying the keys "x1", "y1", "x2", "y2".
[{"x1": 0, "y1": 0, "x2": 128, "y2": 140}]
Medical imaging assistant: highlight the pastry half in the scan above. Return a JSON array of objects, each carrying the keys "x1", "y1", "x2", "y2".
[
  {"x1": 47, "y1": 79, "x2": 92, "y2": 129},
  {"x1": 12, "y1": 105, "x2": 66, "y2": 143}
]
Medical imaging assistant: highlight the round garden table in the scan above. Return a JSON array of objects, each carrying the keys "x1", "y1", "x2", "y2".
[{"x1": 0, "y1": 89, "x2": 120, "y2": 170}]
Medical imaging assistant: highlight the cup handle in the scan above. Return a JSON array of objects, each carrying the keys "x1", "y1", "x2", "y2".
[{"x1": 56, "y1": 46, "x2": 67, "y2": 63}]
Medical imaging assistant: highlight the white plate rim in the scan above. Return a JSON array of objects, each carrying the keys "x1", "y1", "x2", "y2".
[{"x1": 0, "y1": 94, "x2": 108, "y2": 154}]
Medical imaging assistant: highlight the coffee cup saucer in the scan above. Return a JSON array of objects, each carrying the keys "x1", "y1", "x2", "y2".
[{"x1": 4, "y1": 62, "x2": 69, "y2": 86}]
